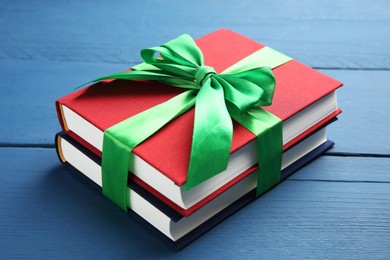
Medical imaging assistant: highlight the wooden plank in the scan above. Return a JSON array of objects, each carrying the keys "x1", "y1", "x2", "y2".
[
  {"x1": 201, "y1": 180, "x2": 390, "y2": 259},
  {"x1": 324, "y1": 69, "x2": 390, "y2": 154},
  {"x1": 289, "y1": 155, "x2": 390, "y2": 182},
  {"x1": 0, "y1": 59, "x2": 124, "y2": 145},
  {"x1": 0, "y1": 0, "x2": 389, "y2": 69},
  {"x1": 1, "y1": 148, "x2": 389, "y2": 258}
]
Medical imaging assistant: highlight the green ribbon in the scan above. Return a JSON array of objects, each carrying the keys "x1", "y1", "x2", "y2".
[{"x1": 85, "y1": 34, "x2": 292, "y2": 211}]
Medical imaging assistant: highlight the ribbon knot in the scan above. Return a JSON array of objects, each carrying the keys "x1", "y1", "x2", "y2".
[{"x1": 195, "y1": 65, "x2": 216, "y2": 86}]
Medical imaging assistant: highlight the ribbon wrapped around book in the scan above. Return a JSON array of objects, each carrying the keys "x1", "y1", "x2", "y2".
[{"x1": 82, "y1": 34, "x2": 292, "y2": 211}]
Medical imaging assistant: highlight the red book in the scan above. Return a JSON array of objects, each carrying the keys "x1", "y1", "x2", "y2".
[{"x1": 56, "y1": 29, "x2": 342, "y2": 214}]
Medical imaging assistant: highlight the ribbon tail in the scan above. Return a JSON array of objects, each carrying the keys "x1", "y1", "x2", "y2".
[
  {"x1": 232, "y1": 107, "x2": 282, "y2": 196},
  {"x1": 102, "y1": 90, "x2": 197, "y2": 211},
  {"x1": 186, "y1": 78, "x2": 233, "y2": 190}
]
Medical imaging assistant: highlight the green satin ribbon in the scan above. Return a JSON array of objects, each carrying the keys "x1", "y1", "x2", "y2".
[{"x1": 85, "y1": 34, "x2": 292, "y2": 211}]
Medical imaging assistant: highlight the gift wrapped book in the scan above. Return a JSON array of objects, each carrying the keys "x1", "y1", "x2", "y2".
[{"x1": 55, "y1": 29, "x2": 342, "y2": 249}]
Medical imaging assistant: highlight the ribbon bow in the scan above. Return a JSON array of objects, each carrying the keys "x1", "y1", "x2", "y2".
[{"x1": 85, "y1": 34, "x2": 291, "y2": 211}]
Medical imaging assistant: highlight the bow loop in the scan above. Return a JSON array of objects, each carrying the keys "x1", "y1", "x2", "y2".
[
  {"x1": 138, "y1": 34, "x2": 204, "y2": 79},
  {"x1": 161, "y1": 34, "x2": 204, "y2": 66},
  {"x1": 140, "y1": 47, "x2": 197, "y2": 78}
]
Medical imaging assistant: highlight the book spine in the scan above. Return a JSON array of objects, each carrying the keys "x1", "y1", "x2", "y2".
[{"x1": 55, "y1": 101, "x2": 69, "y2": 132}]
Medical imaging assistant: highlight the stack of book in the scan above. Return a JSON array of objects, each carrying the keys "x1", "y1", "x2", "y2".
[{"x1": 55, "y1": 29, "x2": 342, "y2": 249}]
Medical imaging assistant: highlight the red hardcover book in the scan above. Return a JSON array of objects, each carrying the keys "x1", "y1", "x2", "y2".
[{"x1": 56, "y1": 29, "x2": 342, "y2": 213}]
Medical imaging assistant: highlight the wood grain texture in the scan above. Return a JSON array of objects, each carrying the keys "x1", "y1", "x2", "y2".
[
  {"x1": 291, "y1": 155, "x2": 390, "y2": 182},
  {"x1": 0, "y1": 0, "x2": 388, "y2": 69},
  {"x1": 0, "y1": 59, "x2": 124, "y2": 145},
  {"x1": 323, "y1": 69, "x2": 390, "y2": 155},
  {"x1": 0, "y1": 148, "x2": 389, "y2": 258},
  {"x1": 1, "y1": 0, "x2": 389, "y2": 258}
]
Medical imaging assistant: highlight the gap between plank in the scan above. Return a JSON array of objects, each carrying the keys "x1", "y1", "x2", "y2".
[
  {"x1": 0, "y1": 143, "x2": 55, "y2": 148},
  {"x1": 313, "y1": 67, "x2": 390, "y2": 71},
  {"x1": 325, "y1": 152, "x2": 390, "y2": 158},
  {"x1": 0, "y1": 57, "x2": 389, "y2": 71},
  {"x1": 1, "y1": 145, "x2": 388, "y2": 185},
  {"x1": 286, "y1": 179, "x2": 390, "y2": 184},
  {"x1": 0, "y1": 144, "x2": 389, "y2": 159}
]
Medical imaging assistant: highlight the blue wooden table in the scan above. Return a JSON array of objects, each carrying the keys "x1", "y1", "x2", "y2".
[{"x1": 1, "y1": 1, "x2": 389, "y2": 258}]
